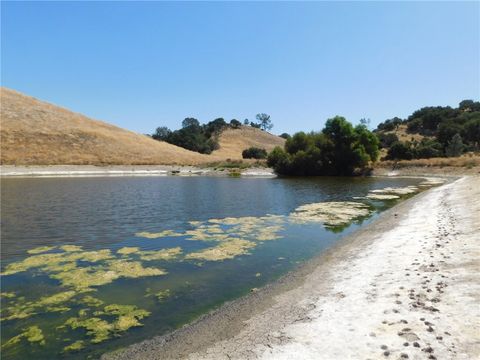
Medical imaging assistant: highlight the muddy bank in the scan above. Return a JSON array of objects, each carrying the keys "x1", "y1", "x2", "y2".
[{"x1": 103, "y1": 176, "x2": 479, "y2": 360}]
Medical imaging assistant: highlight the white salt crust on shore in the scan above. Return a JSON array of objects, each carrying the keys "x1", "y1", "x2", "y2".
[{"x1": 187, "y1": 176, "x2": 480, "y2": 360}]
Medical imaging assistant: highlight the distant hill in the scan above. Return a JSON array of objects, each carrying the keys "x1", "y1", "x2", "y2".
[
  {"x1": 214, "y1": 126, "x2": 285, "y2": 159},
  {"x1": 0, "y1": 88, "x2": 285, "y2": 165}
]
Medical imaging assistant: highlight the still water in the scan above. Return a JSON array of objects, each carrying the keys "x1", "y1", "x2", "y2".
[{"x1": 1, "y1": 176, "x2": 428, "y2": 359}]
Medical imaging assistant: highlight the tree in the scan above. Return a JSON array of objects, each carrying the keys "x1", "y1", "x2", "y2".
[
  {"x1": 445, "y1": 134, "x2": 464, "y2": 157},
  {"x1": 267, "y1": 116, "x2": 379, "y2": 176},
  {"x1": 243, "y1": 119, "x2": 250, "y2": 125},
  {"x1": 359, "y1": 118, "x2": 371, "y2": 129},
  {"x1": 386, "y1": 141, "x2": 414, "y2": 160},
  {"x1": 230, "y1": 119, "x2": 242, "y2": 128},
  {"x1": 242, "y1": 147, "x2": 267, "y2": 159},
  {"x1": 256, "y1": 113, "x2": 273, "y2": 131},
  {"x1": 182, "y1": 117, "x2": 200, "y2": 129},
  {"x1": 153, "y1": 126, "x2": 171, "y2": 141},
  {"x1": 279, "y1": 133, "x2": 291, "y2": 139}
]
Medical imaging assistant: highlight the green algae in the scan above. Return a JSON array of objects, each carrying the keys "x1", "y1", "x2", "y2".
[
  {"x1": 80, "y1": 295, "x2": 104, "y2": 307},
  {"x1": 60, "y1": 245, "x2": 83, "y2": 252},
  {"x1": 135, "y1": 230, "x2": 184, "y2": 239},
  {"x1": 2, "y1": 325, "x2": 45, "y2": 348},
  {"x1": 1, "y1": 249, "x2": 113, "y2": 276},
  {"x1": 185, "y1": 239, "x2": 256, "y2": 261},
  {"x1": 1, "y1": 290, "x2": 76, "y2": 321},
  {"x1": 1, "y1": 292, "x2": 16, "y2": 299},
  {"x1": 51, "y1": 260, "x2": 165, "y2": 291},
  {"x1": 117, "y1": 247, "x2": 140, "y2": 255},
  {"x1": 27, "y1": 246, "x2": 56, "y2": 254},
  {"x1": 65, "y1": 304, "x2": 150, "y2": 342},
  {"x1": 138, "y1": 247, "x2": 183, "y2": 261},
  {"x1": 146, "y1": 288, "x2": 171, "y2": 302},
  {"x1": 63, "y1": 340, "x2": 85, "y2": 352},
  {"x1": 289, "y1": 201, "x2": 371, "y2": 226},
  {"x1": 65, "y1": 316, "x2": 113, "y2": 343}
]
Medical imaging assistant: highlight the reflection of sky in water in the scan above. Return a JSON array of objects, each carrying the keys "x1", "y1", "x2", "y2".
[{"x1": 0, "y1": 176, "x2": 432, "y2": 359}]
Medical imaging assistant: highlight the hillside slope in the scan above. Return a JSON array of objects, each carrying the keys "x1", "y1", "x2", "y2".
[
  {"x1": 214, "y1": 126, "x2": 285, "y2": 159},
  {"x1": 0, "y1": 88, "x2": 212, "y2": 165}
]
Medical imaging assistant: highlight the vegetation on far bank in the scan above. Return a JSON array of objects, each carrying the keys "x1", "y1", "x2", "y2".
[
  {"x1": 376, "y1": 100, "x2": 479, "y2": 160},
  {"x1": 152, "y1": 114, "x2": 274, "y2": 154}
]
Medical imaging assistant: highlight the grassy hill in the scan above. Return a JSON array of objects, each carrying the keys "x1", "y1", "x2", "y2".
[
  {"x1": 0, "y1": 88, "x2": 285, "y2": 166},
  {"x1": 214, "y1": 126, "x2": 285, "y2": 159}
]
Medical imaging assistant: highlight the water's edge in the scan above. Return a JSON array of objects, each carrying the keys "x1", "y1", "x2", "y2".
[{"x1": 102, "y1": 177, "x2": 456, "y2": 360}]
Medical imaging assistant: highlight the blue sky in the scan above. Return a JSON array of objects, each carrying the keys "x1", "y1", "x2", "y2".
[{"x1": 2, "y1": 1, "x2": 479, "y2": 135}]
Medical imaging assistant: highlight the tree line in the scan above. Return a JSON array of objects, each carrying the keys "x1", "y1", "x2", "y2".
[{"x1": 376, "y1": 100, "x2": 480, "y2": 159}]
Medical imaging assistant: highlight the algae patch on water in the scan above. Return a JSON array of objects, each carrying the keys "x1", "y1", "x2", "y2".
[
  {"x1": 63, "y1": 340, "x2": 85, "y2": 352},
  {"x1": 138, "y1": 247, "x2": 183, "y2": 261},
  {"x1": 185, "y1": 239, "x2": 256, "y2": 261},
  {"x1": 289, "y1": 201, "x2": 371, "y2": 227},
  {"x1": 2, "y1": 325, "x2": 45, "y2": 348},
  {"x1": 64, "y1": 304, "x2": 150, "y2": 343},
  {"x1": 135, "y1": 230, "x2": 184, "y2": 239}
]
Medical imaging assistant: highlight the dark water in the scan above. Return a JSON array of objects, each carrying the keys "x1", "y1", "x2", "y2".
[{"x1": 1, "y1": 176, "x2": 425, "y2": 359}]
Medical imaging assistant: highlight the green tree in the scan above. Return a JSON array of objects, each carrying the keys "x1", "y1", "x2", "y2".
[
  {"x1": 445, "y1": 134, "x2": 464, "y2": 157},
  {"x1": 242, "y1": 147, "x2": 268, "y2": 159},
  {"x1": 256, "y1": 113, "x2": 273, "y2": 131},
  {"x1": 153, "y1": 126, "x2": 171, "y2": 141}
]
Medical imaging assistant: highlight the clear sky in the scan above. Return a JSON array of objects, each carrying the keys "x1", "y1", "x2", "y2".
[{"x1": 1, "y1": 1, "x2": 479, "y2": 135}]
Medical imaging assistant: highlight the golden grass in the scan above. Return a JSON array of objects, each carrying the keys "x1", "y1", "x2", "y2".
[
  {"x1": 378, "y1": 153, "x2": 480, "y2": 168},
  {"x1": 213, "y1": 126, "x2": 285, "y2": 159}
]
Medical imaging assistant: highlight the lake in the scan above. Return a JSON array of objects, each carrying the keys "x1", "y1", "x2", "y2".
[{"x1": 0, "y1": 175, "x2": 434, "y2": 359}]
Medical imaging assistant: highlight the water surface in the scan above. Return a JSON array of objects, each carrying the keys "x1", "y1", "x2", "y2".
[{"x1": 1, "y1": 176, "x2": 429, "y2": 359}]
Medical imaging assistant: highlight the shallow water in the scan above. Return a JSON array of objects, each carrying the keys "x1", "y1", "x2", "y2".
[{"x1": 1, "y1": 176, "x2": 431, "y2": 359}]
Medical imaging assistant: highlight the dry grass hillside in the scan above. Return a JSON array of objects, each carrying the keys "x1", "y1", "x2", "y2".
[
  {"x1": 0, "y1": 88, "x2": 286, "y2": 165},
  {"x1": 214, "y1": 126, "x2": 285, "y2": 159}
]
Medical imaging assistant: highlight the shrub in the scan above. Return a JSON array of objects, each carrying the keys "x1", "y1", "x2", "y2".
[
  {"x1": 229, "y1": 119, "x2": 242, "y2": 129},
  {"x1": 386, "y1": 141, "x2": 414, "y2": 160},
  {"x1": 242, "y1": 147, "x2": 267, "y2": 159},
  {"x1": 445, "y1": 134, "x2": 464, "y2": 157},
  {"x1": 267, "y1": 117, "x2": 379, "y2": 176}
]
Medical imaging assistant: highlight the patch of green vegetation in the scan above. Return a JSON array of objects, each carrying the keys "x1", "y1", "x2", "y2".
[
  {"x1": 185, "y1": 239, "x2": 256, "y2": 261},
  {"x1": 2, "y1": 325, "x2": 45, "y2": 348},
  {"x1": 60, "y1": 245, "x2": 83, "y2": 252},
  {"x1": 63, "y1": 340, "x2": 85, "y2": 352},
  {"x1": 146, "y1": 288, "x2": 171, "y2": 302},
  {"x1": 289, "y1": 201, "x2": 371, "y2": 227},
  {"x1": 117, "y1": 247, "x2": 140, "y2": 255},
  {"x1": 65, "y1": 317, "x2": 113, "y2": 343},
  {"x1": 135, "y1": 230, "x2": 184, "y2": 239},
  {"x1": 80, "y1": 295, "x2": 104, "y2": 307},
  {"x1": 1, "y1": 291, "x2": 16, "y2": 299},
  {"x1": 138, "y1": 247, "x2": 183, "y2": 261},
  {"x1": 27, "y1": 246, "x2": 56, "y2": 254},
  {"x1": 1, "y1": 290, "x2": 75, "y2": 321}
]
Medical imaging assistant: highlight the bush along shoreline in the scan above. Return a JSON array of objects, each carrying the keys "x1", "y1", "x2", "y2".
[{"x1": 267, "y1": 116, "x2": 379, "y2": 176}]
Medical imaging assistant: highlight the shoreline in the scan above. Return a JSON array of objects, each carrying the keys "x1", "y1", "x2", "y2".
[
  {"x1": 0, "y1": 165, "x2": 276, "y2": 178},
  {"x1": 103, "y1": 176, "x2": 479, "y2": 360},
  {"x1": 2, "y1": 164, "x2": 477, "y2": 179}
]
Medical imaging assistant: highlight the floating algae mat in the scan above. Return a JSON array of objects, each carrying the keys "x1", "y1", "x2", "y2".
[{"x1": 0, "y1": 176, "x2": 443, "y2": 359}]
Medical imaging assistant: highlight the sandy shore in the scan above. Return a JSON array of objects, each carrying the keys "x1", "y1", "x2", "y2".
[
  {"x1": 0, "y1": 165, "x2": 276, "y2": 178},
  {"x1": 104, "y1": 176, "x2": 479, "y2": 360}
]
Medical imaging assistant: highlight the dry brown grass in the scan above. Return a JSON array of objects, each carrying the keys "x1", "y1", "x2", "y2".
[
  {"x1": 384, "y1": 124, "x2": 429, "y2": 143},
  {"x1": 377, "y1": 153, "x2": 480, "y2": 168},
  {"x1": 0, "y1": 88, "x2": 285, "y2": 166},
  {"x1": 213, "y1": 126, "x2": 285, "y2": 159}
]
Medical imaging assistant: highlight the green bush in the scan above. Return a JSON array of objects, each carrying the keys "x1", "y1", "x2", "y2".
[
  {"x1": 267, "y1": 117, "x2": 379, "y2": 176},
  {"x1": 386, "y1": 141, "x2": 414, "y2": 160},
  {"x1": 242, "y1": 147, "x2": 268, "y2": 159}
]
